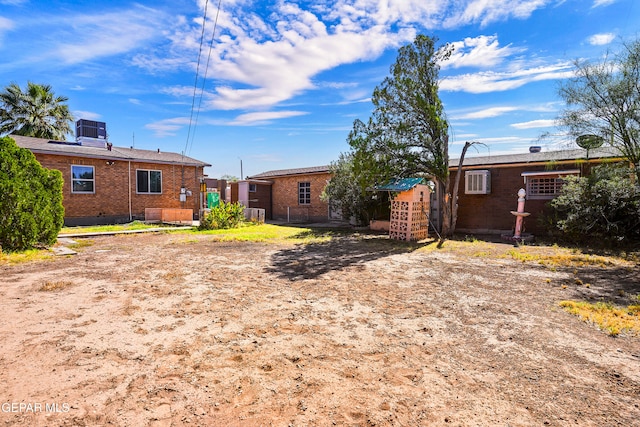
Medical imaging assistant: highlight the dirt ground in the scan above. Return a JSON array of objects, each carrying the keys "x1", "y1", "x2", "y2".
[{"x1": 1, "y1": 230, "x2": 639, "y2": 427}]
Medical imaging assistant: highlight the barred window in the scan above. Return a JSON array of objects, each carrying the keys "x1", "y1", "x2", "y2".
[{"x1": 522, "y1": 170, "x2": 580, "y2": 200}]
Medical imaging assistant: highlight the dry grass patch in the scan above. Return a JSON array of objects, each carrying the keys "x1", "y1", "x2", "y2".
[
  {"x1": 39, "y1": 280, "x2": 74, "y2": 292},
  {"x1": 419, "y1": 239, "x2": 632, "y2": 269},
  {"x1": 559, "y1": 300, "x2": 640, "y2": 337},
  {"x1": 0, "y1": 249, "x2": 53, "y2": 265}
]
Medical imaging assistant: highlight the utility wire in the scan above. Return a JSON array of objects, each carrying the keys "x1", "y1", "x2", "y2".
[
  {"x1": 183, "y1": 0, "x2": 211, "y2": 159},
  {"x1": 186, "y1": 0, "x2": 223, "y2": 157}
]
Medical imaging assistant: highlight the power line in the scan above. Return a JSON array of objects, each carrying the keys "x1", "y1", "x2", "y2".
[
  {"x1": 183, "y1": 0, "x2": 222, "y2": 158},
  {"x1": 183, "y1": 0, "x2": 210, "y2": 159},
  {"x1": 187, "y1": 0, "x2": 223, "y2": 157}
]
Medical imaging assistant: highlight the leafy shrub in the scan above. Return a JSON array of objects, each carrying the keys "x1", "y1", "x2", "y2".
[
  {"x1": 547, "y1": 164, "x2": 640, "y2": 245},
  {"x1": 198, "y1": 202, "x2": 245, "y2": 230},
  {"x1": 0, "y1": 137, "x2": 64, "y2": 252}
]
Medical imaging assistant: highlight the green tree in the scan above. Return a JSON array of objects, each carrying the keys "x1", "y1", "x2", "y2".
[
  {"x1": 0, "y1": 136, "x2": 65, "y2": 252},
  {"x1": 0, "y1": 82, "x2": 74, "y2": 140},
  {"x1": 220, "y1": 174, "x2": 239, "y2": 182},
  {"x1": 340, "y1": 35, "x2": 466, "y2": 237},
  {"x1": 548, "y1": 164, "x2": 640, "y2": 244},
  {"x1": 558, "y1": 39, "x2": 640, "y2": 181},
  {"x1": 321, "y1": 150, "x2": 390, "y2": 226}
]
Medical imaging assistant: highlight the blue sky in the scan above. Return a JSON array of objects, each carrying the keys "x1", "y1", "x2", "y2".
[{"x1": 1, "y1": 0, "x2": 638, "y2": 178}]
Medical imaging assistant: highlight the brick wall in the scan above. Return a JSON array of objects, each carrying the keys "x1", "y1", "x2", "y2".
[
  {"x1": 33, "y1": 153, "x2": 204, "y2": 225},
  {"x1": 271, "y1": 172, "x2": 331, "y2": 222},
  {"x1": 452, "y1": 165, "x2": 567, "y2": 235},
  {"x1": 248, "y1": 183, "x2": 272, "y2": 220}
]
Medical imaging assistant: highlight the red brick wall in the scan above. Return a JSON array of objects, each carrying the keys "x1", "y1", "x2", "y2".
[
  {"x1": 248, "y1": 183, "x2": 272, "y2": 220},
  {"x1": 451, "y1": 165, "x2": 571, "y2": 235},
  {"x1": 33, "y1": 153, "x2": 204, "y2": 224},
  {"x1": 270, "y1": 172, "x2": 331, "y2": 222}
]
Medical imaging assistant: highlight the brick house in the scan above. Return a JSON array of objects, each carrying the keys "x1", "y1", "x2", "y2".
[
  {"x1": 248, "y1": 166, "x2": 335, "y2": 223},
  {"x1": 449, "y1": 146, "x2": 624, "y2": 236},
  {"x1": 230, "y1": 179, "x2": 273, "y2": 220},
  {"x1": 11, "y1": 134, "x2": 211, "y2": 226}
]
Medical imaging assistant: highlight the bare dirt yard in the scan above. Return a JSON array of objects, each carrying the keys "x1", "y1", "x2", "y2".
[{"x1": 1, "y1": 229, "x2": 639, "y2": 426}]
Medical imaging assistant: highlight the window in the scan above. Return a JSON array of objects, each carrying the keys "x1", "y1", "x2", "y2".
[
  {"x1": 465, "y1": 170, "x2": 490, "y2": 194},
  {"x1": 137, "y1": 170, "x2": 162, "y2": 194},
  {"x1": 298, "y1": 182, "x2": 311, "y2": 205},
  {"x1": 249, "y1": 183, "x2": 257, "y2": 192},
  {"x1": 71, "y1": 165, "x2": 95, "y2": 193},
  {"x1": 522, "y1": 170, "x2": 579, "y2": 199}
]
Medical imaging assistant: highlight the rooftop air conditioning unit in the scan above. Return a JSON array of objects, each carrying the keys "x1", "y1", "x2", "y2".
[{"x1": 76, "y1": 119, "x2": 107, "y2": 140}]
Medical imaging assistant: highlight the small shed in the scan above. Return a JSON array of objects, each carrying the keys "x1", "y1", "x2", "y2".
[{"x1": 376, "y1": 178, "x2": 431, "y2": 241}]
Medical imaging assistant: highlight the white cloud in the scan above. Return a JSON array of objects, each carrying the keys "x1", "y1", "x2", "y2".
[
  {"x1": 592, "y1": 0, "x2": 617, "y2": 7},
  {"x1": 0, "y1": 16, "x2": 13, "y2": 31},
  {"x1": 588, "y1": 33, "x2": 615, "y2": 46},
  {"x1": 73, "y1": 110, "x2": 102, "y2": 121},
  {"x1": 444, "y1": 35, "x2": 523, "y2": 69},
  {"x1": 442, "y1": 0, "x2": 552, "y2": 28},
  {"x1": 128, "y1": 0, "x2": 557, "y2": 114},
  {"x1": 510, "y1": 119, "x2": 556, "y2": 129},
  {"x1": 197, "y1": 1, "x2": 559, "y2": 108},
  {"x1": 229, "y1": 110, "x2": 308, "y2": 126},
  {"x1": 54, "y1": 6, "x2": 169, "y2": 65},
  {"x1": 203, "y1": 12, "x2": 414, "y2": 110},
  {"x1": 456, "y1": 106, "x2": 519, "y2": 120},
  {"x1": 440, "y1": 61, "x2": 574, "y2": 93},
  {"x1": 145, "y1": 117, "x2": 191, "y2": 137},
  {"x1": 0, "y1": 16, "x2": 14, "y2": 44}
]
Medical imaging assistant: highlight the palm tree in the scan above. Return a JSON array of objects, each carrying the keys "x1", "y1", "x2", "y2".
[{"x1": 0, "y1": 82, "x2": 74, "y2": 140}]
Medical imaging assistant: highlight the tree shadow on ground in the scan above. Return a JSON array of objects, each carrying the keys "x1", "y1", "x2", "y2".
[
  {"x1": 564, "y1": 265, "x2": 640, "y2": 306},
  {"x1": 267, "y1": 230, "x2": 428, "y2": 281}
]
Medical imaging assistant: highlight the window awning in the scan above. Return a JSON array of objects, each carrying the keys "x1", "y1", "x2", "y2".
[
  {"x1": 521, "y1": 169, "x2": 580, "y2": 177},
  {"x1": 521, "y1": 169, "x2": 580, "y2": 183}
]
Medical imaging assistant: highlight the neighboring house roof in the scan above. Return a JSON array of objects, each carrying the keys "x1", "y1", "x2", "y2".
[
  {"x1": 10, "y1": 134, "x2": 211, "y2": 167},
  {"x1": 450, "y1": 146, "x2": 622, "y2": 168},
  {"x1": 375, "y1": 177, "x2": 427, "y2": 192},
  {"x1": 248, "y1": 165, "x2": 330, "y2": 179}
]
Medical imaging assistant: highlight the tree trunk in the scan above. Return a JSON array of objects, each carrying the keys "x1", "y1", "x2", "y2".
[
  {"x1": 450, "y1": 141, "x2": 474, "y2": 235},
  {"x1": 438, "y1": 178, "x2": 451, "y2": 246}
]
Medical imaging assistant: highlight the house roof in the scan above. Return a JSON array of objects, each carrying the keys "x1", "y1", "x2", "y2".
[
  {"x1": 375, "y1": 177, "x2": 426, "y2": 192},
  {"x1": 248, "y1": 165, "x2": 330, "y2": 179},
  {"x1": 10, "y1": 134, "x2": 211, "y2": 167},
  {"x1": 450, "y1": 146, "x2": 621, "y2": 168}
]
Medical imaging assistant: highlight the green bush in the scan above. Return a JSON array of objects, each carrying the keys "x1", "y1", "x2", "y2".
[
  {"x1": 198, "y1": 202, "x2": 245, "y2": 230},
  {"x1": 0, "y1": 137, "x2": 64, "y2": 252},
  {"x1": 547, "y1": 164, "x2": 640, "y2": 245}
]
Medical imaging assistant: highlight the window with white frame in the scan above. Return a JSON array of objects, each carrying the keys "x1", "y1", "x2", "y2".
[
  {"x1": 71, "y1": 165, "x2": 95, "y2": 193},
  {"x1": 249, "y1": 183, "x2": 257, "y2": 192},
  {"x1": 522, "y1": 170, "x2": 580, "y2": 200},
  {"x1": 465, "y1": 170, "x2": 491, "y2": 194},
  {"x1": 137, "y1": 169, "x2": 162, "y2": 194},
  {"x1": 298, "y1": 182, "x2": 311, "y2": 205}
]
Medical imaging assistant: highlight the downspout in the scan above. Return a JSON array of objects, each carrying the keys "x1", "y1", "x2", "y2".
[{"x1": 128, "y1": 160, "x2": 132, "y2": 221}]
